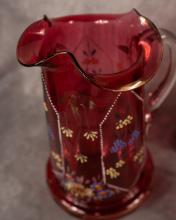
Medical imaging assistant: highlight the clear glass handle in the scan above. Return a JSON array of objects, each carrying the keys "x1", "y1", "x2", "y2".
[{"x1": 146, "y1": 28, "x2": 176, "y2": 111}]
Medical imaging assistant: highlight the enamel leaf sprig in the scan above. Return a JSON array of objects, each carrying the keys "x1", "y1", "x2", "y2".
[
  {"x1": 116, "y1": 115, "x2": 133, "y2": 130},
  {"x1": 83, "y1": 131, "x2": 98, "y2": 141},
  {"x1": 106, "y1": 167, "x2": 120, "y2": 179},
  {"x1": 115, "y1": 160, "x2": 125, "y2": 168},
  {"x1": 61, "y1": 127, "x2": 73, "y2": 138},
  {"x1": 75, "y1": 154, "x2": 88, "y2": 164}
]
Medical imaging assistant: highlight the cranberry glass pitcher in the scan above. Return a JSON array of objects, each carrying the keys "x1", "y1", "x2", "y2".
[{"x1": 17, "y1": 10, "x2": 176, "y2": 219}]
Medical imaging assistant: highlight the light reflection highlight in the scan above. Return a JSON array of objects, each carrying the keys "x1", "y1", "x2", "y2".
[{"x1": 95, "y1": 20, "x2": 109, "y2": 24}]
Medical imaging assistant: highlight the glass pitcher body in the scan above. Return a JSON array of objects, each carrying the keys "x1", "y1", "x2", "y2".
[{"x1": 17, "y1": 10, "x2": 176, "y2": 219}]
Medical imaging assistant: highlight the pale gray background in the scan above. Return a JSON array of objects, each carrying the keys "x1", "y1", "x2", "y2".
[{"x1": 0, "y1": 0, "x2": 176, "y2": 220}]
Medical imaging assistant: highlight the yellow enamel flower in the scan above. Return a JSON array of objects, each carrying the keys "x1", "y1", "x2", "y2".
[
  {"x1": 133, "y1": 147, "x2": 144, "y2": 164},
  {"x1": 127, "y1": 115, "x2": 133, "y2": 120},
  {"x1": 138, "y1": 155, "x2": 144, "y2": 164},
  {"x1": 115, "y1": 160, "x2": 125, "y2": 168},
  {"x1": 51, "y1": 151, "x2": 62, "y2": 170},
  {"x1": 106, "y1": 167, "x2": 120, "y2": 179},
  {"x1": 133, "y1": 154, "x2": 138, "y2": 162},
  {"x1": 75, "y1": 154, "x2": 88, "y2": 164},
  {"x1": 56, "y1": 161, "x2": 62, "y2": 169},
  {"x1": 61, "y1": 127, "x2": 73, "y2": 138},
  {"x1": 83, "y1": 131, "x2": 98, "y2": 141},
  {"x1": 51, "y1": 151, "x2": 62, "y2": 161}
]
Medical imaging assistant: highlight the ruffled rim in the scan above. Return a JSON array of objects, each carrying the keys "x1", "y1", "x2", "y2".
[{"x1": 17, "y1": 9, "x2": 163, "y2": 91}]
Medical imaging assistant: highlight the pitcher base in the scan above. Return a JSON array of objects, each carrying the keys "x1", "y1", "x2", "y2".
[{"x1": 46, "y1": 152, "x2": 153, "y2": 220}]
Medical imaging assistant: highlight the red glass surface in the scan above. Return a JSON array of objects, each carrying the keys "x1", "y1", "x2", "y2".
[{"x1": 17, "y1": 10, "x2": 163, "y2": 219}]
